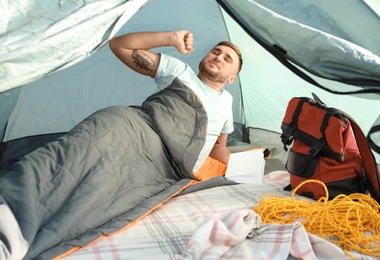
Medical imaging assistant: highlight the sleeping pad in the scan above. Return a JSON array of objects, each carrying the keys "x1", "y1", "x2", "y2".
[{"x1": 0, "y1": 78, "x2": 220, "y2": 259}]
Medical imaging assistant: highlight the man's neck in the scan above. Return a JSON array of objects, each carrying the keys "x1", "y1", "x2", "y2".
[{"x1": 197, "y1": 74, "x2": 224, "y2": 92}]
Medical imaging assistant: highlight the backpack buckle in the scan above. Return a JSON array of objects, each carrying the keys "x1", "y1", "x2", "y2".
[{"x1": 281, "y1": 124, "x2": 296, "y2": 151}]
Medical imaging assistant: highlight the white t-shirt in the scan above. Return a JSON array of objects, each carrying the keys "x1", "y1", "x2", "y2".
[{"x1": 155, "y1": 54, "x2": 234, "y2": 171}]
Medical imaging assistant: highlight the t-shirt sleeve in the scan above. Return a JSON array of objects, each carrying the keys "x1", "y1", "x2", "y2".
[
  {"x1": 154, "y1": 53, "x2": 187, "y2": 90},
  {"x1": 223, "y1": 115, "x2": 234, "y2": 134}
]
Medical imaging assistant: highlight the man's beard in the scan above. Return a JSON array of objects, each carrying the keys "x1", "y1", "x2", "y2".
[{"x1": 199, "y1": 62, "x2": 228, "y2": 84}]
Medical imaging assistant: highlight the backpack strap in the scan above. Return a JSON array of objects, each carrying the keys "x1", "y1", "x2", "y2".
[
  {"x1": 281, "y1": 98, "x2": 306, "y2": 151},
  {"x1": 341, "y1": 112, "x2": 380, "y2": 202},
  {"x1": 312, "y1": 93, "x2": 380, "y2": 201}
]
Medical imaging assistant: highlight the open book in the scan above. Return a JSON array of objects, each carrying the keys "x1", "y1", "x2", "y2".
[{"x1": 225, "y1": 148, "x2": 267, "y2": 184}]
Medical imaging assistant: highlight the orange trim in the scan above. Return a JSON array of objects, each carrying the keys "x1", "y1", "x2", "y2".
[
  {"x1": 193, "y1": 156, "x2": 227, "y2": 181},
  {"x1": 52, "y1": 179, "x2": 198, "y2": 259},
  {"x1": 53, "y1": 247, "x2": 80, "y2": 259},
  {"x1": 192, "y1": 148, "x2": 271, "y2": 182}
]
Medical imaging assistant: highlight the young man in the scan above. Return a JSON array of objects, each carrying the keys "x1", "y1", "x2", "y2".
[
  {"x1": 0, "y1": 30, "x2": 243, "y2": 260},
  {"x1": 109, "y1": 30, "x2": 243, "y2": 180}
]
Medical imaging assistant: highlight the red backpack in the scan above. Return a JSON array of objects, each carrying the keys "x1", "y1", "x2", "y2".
[{"x1": 281, "y1": 95, "x2": 380, "y2": 202}]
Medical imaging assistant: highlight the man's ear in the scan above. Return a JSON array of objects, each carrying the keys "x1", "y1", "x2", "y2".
[{"x1": 227, "y1": 75, "x2": 237, "y2": 84}]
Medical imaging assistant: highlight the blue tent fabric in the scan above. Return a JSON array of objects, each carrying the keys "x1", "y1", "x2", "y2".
[{"x1": 1, "y1": 0, "x2": 379, "y2": 153}]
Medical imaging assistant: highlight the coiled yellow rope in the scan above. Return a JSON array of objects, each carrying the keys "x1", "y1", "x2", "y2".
[{"x1": 252, "y1": 179, "x2": 380, "y2": 259}]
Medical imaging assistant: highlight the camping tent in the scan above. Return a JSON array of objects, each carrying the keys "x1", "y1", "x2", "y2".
[
  {"x1": 1, "y1": 1, "x2": 380, "y2": 258},
  {"x1": 1, "y1": 0, "x2": 380, "y2": 165}
]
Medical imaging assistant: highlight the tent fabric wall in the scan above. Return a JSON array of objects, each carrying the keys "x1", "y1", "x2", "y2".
[
  {"x1": 218, "y1": 0, "x2": 380, "y2": 159},
  {"x1": 1, "y1": 0, "x2": 379, "y2": 160},
  {"x1": 1, "y1": 0, "x2": 244, "y2": 142},
  {"x1": 220, "y1": 0, "x2": 380, "y2": 88},
  {"x1": 368, "y1": 115, "x2": 380, "y2": 154},
  {"x1": 0, "y1": 0, "x2": 151, "y2": 141},
  {"x1": 0, "y1": 0, "x2": 150, "y2": 92},
  {"x1": 0, "y1": 88, "x2": 20, "y2": 141}
]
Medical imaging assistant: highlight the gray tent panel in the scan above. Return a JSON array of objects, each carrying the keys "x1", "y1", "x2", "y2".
[{"x1": 219, "y1": 0, "x2": 380, "y2": 89}]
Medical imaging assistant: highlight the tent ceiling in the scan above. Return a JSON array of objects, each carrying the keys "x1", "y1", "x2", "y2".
[{"x1": 1, "y1": 0, "x2": 379, "y2": 159}]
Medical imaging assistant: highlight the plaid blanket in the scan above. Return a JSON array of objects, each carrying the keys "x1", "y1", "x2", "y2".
[{"x1": 64, "y1": 171, "x2": 375, "y2": 260}]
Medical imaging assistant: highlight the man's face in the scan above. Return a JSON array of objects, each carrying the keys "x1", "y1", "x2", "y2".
[{"x1": 199, "y1": 45, "x2": 240, "y2": 84}]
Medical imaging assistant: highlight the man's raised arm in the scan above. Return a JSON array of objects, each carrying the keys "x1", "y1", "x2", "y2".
[{"x1": 109, "y1": 31, "x2": 194, "y2": 78}]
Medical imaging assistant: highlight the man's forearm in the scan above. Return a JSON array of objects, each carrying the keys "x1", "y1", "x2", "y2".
[
  {"x1": 209, "y1": 145, "x2": 231, "y2": 164},
  {"x1": 109, "y1": 32, "x2": 176, "y2": 77},
  {"x1": 209, "y1": 134, "x2": 231, "y2": 164},
  {"x1": 109, "y1": 31, "x2": 176, "y2": 51}
]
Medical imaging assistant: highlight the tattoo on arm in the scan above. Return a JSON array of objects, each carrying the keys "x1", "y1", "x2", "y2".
[{"x1": 131, "y1": 50, "x2": 155, "y2": 71}]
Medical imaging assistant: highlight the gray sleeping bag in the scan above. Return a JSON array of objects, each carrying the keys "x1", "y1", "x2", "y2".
[{"x1": 0, "y1": 78, "x2": 217, "y2": 259}]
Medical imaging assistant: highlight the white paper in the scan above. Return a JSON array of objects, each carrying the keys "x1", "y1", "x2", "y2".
[{"x1": 225, "y1": 149, "x2": 266, "y2": 184}]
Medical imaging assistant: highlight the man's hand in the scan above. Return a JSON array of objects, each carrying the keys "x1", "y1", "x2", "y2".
[{"x1": 173, "y1": 30, "x2": 194, "y2": 55}]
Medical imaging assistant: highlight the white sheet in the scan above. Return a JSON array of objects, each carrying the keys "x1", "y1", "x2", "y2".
[
  {"x1": 63, "y1": 171, "x2": 377, "y2": 260},
  {"x1": 0, "y1": 205, "x2": 28, "y2": 260}
]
